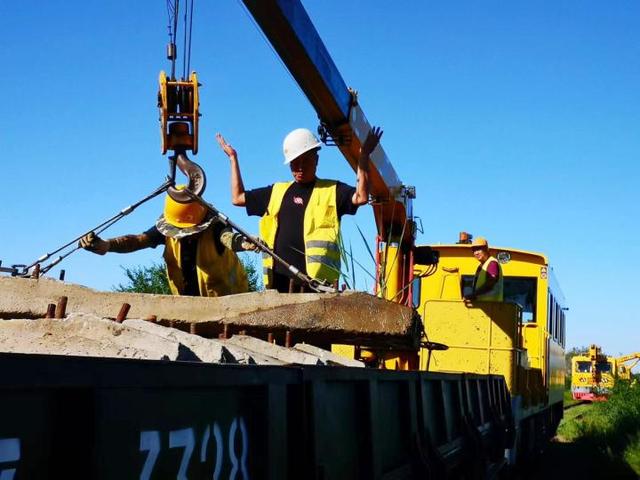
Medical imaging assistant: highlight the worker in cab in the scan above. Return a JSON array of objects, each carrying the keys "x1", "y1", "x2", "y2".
[
  {"x1": 79, "y1": 188, "x2": 254, "y2": 297},
  {"x1": 216, "y1": 127, "x2": 382, "y2": 293},
  {"x1": 464, "y1": 237, "x2": 504, "y2": 302}
]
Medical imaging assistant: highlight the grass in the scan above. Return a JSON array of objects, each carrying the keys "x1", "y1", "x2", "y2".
[
  {"x1": 558, "y1": 382, "x2": 640, "y2": 475},
  {"x1": 562, "y1": 388, "x2": 580, "y2": 408}
]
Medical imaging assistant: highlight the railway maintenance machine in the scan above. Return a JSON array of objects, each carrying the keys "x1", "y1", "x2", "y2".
[
  {"x1": 0, "y1": 0, "x2": 567, "y2": 478},
  {"x1": 572, "y1": 345, "x2": 639, "y2": 401}
]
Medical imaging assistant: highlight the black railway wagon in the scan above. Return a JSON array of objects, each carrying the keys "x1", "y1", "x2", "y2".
[{"x1": 0, "y1": 353, "x2": 512, "y2": 479}]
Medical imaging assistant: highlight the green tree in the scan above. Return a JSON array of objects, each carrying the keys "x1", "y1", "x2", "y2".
[
  {"x1": 114, "y1": 255, "x2": 262, "y2": 294},
  {"x1": 239, "y1": 253, "x2": 262, "y2": 292},
  {"x1": 114, "y1": 262, "x2": 171, "y2": 294}
]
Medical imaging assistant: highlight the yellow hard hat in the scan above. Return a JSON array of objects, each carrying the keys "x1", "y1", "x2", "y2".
[
  {"x1": 471, "y1": 237, "x2": 489, "y2": 249},
  {"x1": 163, "y1": 186, "x2": 207, "y2": 228}
]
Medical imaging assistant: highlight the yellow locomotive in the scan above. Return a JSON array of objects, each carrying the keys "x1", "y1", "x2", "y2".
[{"x1": 414, "y1": 237, "x2": 567, "y2": 460}]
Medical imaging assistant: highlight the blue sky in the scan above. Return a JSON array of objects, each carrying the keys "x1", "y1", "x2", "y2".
[{"x1": 1, "y1": 1, "x2": 638, "y2": 357}]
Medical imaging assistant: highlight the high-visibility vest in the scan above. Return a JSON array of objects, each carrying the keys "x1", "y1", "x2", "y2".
[
  {"x1": 259, "y1": 179, "x2": 341, "y2": 288},
  {"x1": 163, "y1": 226, "x2": 248, "y2": 297},
  {"x1": 474, "y1": 256, "x2": 504, "y2": 302}
]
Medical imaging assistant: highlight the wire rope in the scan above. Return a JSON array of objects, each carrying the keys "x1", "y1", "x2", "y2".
[{"x1": 186, "y1": 0, "x2": 195, "y2": 77}]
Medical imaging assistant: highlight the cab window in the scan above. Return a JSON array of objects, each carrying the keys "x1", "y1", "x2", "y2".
[{"x1": 461, "y1": 275, "x2": 537, "y2": 322}]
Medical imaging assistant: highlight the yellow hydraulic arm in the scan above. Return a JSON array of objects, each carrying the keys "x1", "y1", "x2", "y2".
[{"x1": 615, "y1": 352, "x2": 640, "y2": 380}]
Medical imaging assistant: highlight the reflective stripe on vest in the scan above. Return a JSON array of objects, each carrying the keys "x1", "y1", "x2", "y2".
[
  {"x1": 475, "y1": 256, "x2": 504, "y2": 302},
  {"x1": 258, "y1": 179, "x2": 340, "y2": 288},
  {"x1": 163, "y1": 226, "x2": 248, "y2": 297}
]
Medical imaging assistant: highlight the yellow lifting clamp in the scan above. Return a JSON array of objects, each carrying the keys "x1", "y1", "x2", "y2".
[{"x1": 158, "y1": 70, "x2": 200, "y2": 154}]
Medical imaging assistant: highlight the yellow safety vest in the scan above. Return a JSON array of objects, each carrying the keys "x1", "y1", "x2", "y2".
[
  {"x1": 475, "y1": 256, "x2": 504, "y2": 302},
  {"x1": 259, "y1": 179, "x2": 341, "y2": 288},
  {"x1": 163, "y1": 226, "x2": 248, "y2": 297}
]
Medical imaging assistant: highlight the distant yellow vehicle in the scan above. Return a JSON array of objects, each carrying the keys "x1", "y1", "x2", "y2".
[{"x1": 571, "y1": 345, "x2": 640, "y2": 401}]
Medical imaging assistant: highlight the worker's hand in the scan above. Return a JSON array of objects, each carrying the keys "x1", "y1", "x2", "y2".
[
  {"x1": 240, "y1": 236, "x2": 262, "y2": 252},
  {"x1": 216, "y1": 133, "x2": 237, "y2": 159},
  {"x1": 463, "y1": 293, "x2": 476, "y2": 305},
  {"x1": 79, "y1": 232, "x2": 109, "y2": 255},
  {"x1": 360, "y1": 126, "x2": 383, "y2": 158}
]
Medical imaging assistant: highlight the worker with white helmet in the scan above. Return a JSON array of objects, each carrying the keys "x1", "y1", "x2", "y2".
[
  {"x1": 464, "y1": 237, "x2": 504, "y2": 302},
  {"x1": 216, "y1": 126, "x2": 382, "y2": 292},
  {"x1": 79, "y1": 187, "x2": 254, "y2": 297}
]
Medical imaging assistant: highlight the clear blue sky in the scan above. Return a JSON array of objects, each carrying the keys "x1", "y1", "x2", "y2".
[{"x1": 1, "y1": 1, "x2": 638, "y2": 357}]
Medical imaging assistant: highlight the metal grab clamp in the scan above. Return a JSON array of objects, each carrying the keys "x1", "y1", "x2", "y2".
[
  {"x1": 167, "y1": 152, "x2": 206, "y2": 203},
  {"x1": 158, "y1": 71, "x2": 200, "y2": 154}
]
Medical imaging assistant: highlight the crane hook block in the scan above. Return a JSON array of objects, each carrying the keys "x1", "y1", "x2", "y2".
[
  {"x1": 158, "y1": 70, "x2": 200, "y2": 155},
  {"x1": 167, "y1": 153, "x2": 207, "y2": 203}
]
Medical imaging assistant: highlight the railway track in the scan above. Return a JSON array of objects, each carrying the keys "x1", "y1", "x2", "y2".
[{"x1": 564, "y1": 400, "x2": 589, "y2": 411}]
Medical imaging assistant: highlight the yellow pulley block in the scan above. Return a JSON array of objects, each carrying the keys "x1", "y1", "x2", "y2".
[{"x1": 158, "y1": 71, "x2": 200, "y2": 154}]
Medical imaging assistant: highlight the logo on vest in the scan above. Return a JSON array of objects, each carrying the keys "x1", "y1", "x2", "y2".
[{"x1": 293, "y1": 196, "x2": 304, "y2": 205}]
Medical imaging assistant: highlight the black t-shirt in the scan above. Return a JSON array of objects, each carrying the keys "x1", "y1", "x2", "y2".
[{"x1": 245, "y1": 179, "x2": 358, "y2": 277}]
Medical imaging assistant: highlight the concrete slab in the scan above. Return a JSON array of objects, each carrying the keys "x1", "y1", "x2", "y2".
[
  {"x1": 0, "y1": 277, "x2": 420, "y2": 348},
  {"x1": 0, "y1": 313, "x2": 183, "y2": 361},
  {"x1": 226, "y1": 335, "x2": 321, "y2": 365},
  {"x1": 123, "y1": 319, "x2": 230, "y2": 363},
  {"x1": 293, "y1": 343, "x2": 364, "y2": 367}
]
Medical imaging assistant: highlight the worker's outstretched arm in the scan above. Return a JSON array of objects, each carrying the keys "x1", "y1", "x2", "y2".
[
  {"x1": 216, "y1": 133, "x2": 246, "y2": 206},
  {"x1": 79, "y1": 231, "x2": 153, "y2": 255},
  {"x1": 219, "y1": 227, "x2": 260, "y2": 252},
  {"x1": 353, "y1": 126, "x2": 383, "y2": 205}
]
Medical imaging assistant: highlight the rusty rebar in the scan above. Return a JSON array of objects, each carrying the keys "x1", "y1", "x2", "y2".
[
  {"x1": 190, "y1": 323, "x2": 198, "y2": 335},
  {"x1": 116, "y1": 303, "x2": 130, "y2": 323},
  {"x1": 267, "y1": 332, "x2": 274, "y2": 344},
  {"x1": 218, "y1": 324, "x2": 230, "y2": 340},
  {"x1": 31, "y1": 264, "x2": 40, "y2": 279},
  {"x1": 285, "y1": 330, "x2": 292, "y2": 348},
  {"x1": 45, "y1": 303, "x2": 56, "y2": 319},
  {"x1": 54, "y1": 296, "x2": 68, "y2": 319}
]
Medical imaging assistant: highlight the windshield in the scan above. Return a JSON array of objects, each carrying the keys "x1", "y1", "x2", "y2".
[
  {"x1": 576, "y1": 361, "x2": 591, "y2": 373},
  {"x1": 596, "y1": 363, "x2": 612, "y2": 373}
]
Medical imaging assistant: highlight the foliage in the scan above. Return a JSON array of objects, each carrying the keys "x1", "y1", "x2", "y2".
[
  {"x1": 114, "y1": 262, "x2": 171, "y2": 294},
  {"x1": 560, "y1": 381, "x2": 640, "y2": 475},
  {"x1": 238, "y1": 253, "x2": 262, "y2": 292},
  {"x1": 114, "y1": 256, "x2": 262, "y2": 294},
  {"x1": 623, "y1": 433, "x2": 640, "y2": 475}
]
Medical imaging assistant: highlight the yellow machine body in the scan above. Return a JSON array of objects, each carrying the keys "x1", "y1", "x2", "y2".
[
  {"x1": 414, "y1": 244, "x2": 566, "y2": 412},
  {"x1": 158, "y1": 71, "x2": 200, "y2": 154}
]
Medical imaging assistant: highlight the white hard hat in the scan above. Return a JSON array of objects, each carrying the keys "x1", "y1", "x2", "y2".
[{"x1": 282, "y1": 128, "x2": 322, "y2": 164}]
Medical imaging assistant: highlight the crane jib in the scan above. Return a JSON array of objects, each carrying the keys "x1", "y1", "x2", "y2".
[{"x1": 242, "y1": 0, "x2": 352, "y2": 122}]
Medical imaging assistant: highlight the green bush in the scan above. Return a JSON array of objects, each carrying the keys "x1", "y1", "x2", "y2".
[
  {"x1": 114, "y1": 262, "x2": 171, "y2": 294},
  {"x1": 572, "y1": 381, "x2": 640, "y2": 474},
  {"x1": 624, "y1": 433, "x2": 640, "y2": 474}
]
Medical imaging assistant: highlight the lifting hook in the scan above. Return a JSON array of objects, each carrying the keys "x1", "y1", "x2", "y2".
[{"x1": 167, "y1": 152, "x2": 206, "y2": 203}]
